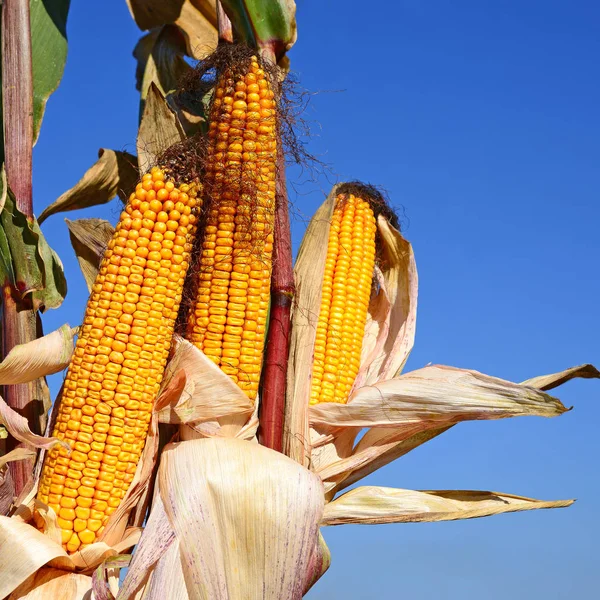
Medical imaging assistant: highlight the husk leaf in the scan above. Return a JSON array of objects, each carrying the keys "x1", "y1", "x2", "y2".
[
  {"x1": 285, "y1": 186, "x2": 338, "y2": 465},
  {"x1": 158, "y1": 438, "x2": 324, "y2": 600},
  {"x1": 8, "y1": 567, "x2": 91, "y2": 600},
  {"x1": 0, "y1": 324, "x2": 75, "y2": 385},
  {"x1": 310, "y1": 365, "x2": 568, "y2": 428},
  {"x1": 362, "y1": 217, "x2": 417, "y2": 385},
  {"x1": 66, "y1": 219, "x2": 114, "y2": 293},
  {"x1": 321, "y1": 486, "x2": 574, "y2": 526},
  {"x1": 522, "y1": 363, "x2": 600, "y2": 391},
  {"x1": 156, "y1": 337, "x2": 253, "y2": 425},
  {"x1": 137, "y1": 83, "x2": 185, "y2": 174}
]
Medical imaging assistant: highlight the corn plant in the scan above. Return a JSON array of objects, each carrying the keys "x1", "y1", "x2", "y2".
[{"x1": 0, "y1": 1, "x2": 596, "y2": 599}]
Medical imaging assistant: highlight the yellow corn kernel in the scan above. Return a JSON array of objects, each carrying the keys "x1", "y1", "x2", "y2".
[
  {"x1": 309, "y1": 192, "x2": 377, "y2": 404},
  {"x1": 36, "y1": 167, "x2": 201, "y2": 551},
  {"x1": 186, "y1": 56, "x2": 276, "y2": 402}
]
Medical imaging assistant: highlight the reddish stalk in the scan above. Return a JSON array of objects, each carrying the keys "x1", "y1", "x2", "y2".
[
  {"x1": 258, "y1": 153, "x2": 294, "y2": 452},
  {"x1": 1, "y1": 0, "x2": 40, "y2": 495}
]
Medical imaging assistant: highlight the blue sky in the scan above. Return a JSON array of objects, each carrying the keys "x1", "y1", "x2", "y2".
[{"x1": 34, "y1": 1, "x2": 599, "y2": 598}]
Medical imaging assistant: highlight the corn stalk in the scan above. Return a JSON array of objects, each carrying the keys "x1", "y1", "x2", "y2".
[{"x1": 1, "y1": 0, "x2": 39, "y2": 495}]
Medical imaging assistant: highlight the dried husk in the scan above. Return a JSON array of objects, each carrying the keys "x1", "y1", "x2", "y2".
[
  {"x1": 121, "y1": 438, "x2": 325, "y2": 600},
  {"x1": 322, "y1": 487, "x2": 574, "y2": 526},
  {"x1": 7, "y1": 568, "x2": 92, "y2": 600},
  {"x1": 66, "y1": 219, "x2": 114, "y2": 293},
  {"x1": 0, "y1": 324, "x2": 75, "y2": 385}
]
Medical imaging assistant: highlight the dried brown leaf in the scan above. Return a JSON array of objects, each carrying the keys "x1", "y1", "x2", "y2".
[
  {"x1": 137, "y1": 84, "x2": 185, "y2": 174},
  {"x1": 38, "y1": 150, "x2": 137, "y2": 224},
  {"x1": 522, "y1": 363, "x2": 600, "y2": 391},
  {"x1": 66, "y1": 218, "x2": 115, "y2": 293}
]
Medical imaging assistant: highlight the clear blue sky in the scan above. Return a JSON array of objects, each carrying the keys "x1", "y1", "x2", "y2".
[{"x1": 35, "y1": 1, "x2": 599, "y2": 598}]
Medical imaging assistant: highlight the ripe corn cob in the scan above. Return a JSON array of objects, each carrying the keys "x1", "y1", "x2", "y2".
[
  {"x1": 36, "y1": 167, "x2": 200, "y2": 552},
  {"x1": 309, "y1": 193, "x2": 377, "y2": 405},
  {"x1": 186, "y1": 55, "x2": 277, "y2": 401}
]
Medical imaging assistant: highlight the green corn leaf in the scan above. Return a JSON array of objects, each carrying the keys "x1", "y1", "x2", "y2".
[{"x1": 221, "y1": 0, "x2": 296, "y2": 60}]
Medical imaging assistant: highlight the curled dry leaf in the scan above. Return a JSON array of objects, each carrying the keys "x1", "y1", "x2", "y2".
[
  {"x1": 0, "y1": 396, "x2": 69, "y2": 454},
  {"x1": 66, "y1": 219, "x2": 115, "y2": 293},
  {"x1": 126, "y1": 0, "x2": 217, "y2": 60},
  {"x1": 0, "y1": 324, "x2": 75, "y2": 385},
  {"x1": 362, "y1": 216, "x2": 417, "y2": 385},
  {"x1": 522, "y1": 363, "x2": 600, "y2": 391},
  {"x1": 310, "y1": 365, "x2": 568, "y2": 428},
  {"x1": 0, "y1": 447, "x2": 37, "y2": 470},
  {"x1": 321, "y1": 486, "x2": 574, "y2": 526},
  {"x1": 7, "y1": 567, "x2": 91, "y2": 600},
  {"x1": 157, "y1": 337, "x2": 253, "y2": 425},
  {"x1": 158, "y1": 438, "x2": 324, "y2": 600},
  {"x1": 38, "y1": 149, "x2": 138, "y2": 224},
  {"x1": 137, "y1": 84, "x2": 185, "y2": 174}
]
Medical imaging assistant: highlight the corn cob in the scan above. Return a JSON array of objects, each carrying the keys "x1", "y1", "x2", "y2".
[
  {"x1": 186, "y1": 55, "x2": 277, "y2": 401},
  {"x1": 36, "y1": 167, "x2": 200, "y2": 552},
  {"x1": 309, "y1": 193, "x2": 377, "y2": 404}
]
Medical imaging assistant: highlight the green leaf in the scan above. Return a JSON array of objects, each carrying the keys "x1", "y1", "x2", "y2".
[
  {"x1": 30, "y1": 0, "x2": 71, "y2": 144},
  {"x1": 0, "y1": 185, "x2": 67, "y2": 311},
  {"x1": 221, "y1": 0, "x2": 296, "y2": 59}
]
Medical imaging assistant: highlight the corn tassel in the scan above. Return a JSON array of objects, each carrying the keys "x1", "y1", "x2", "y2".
[
  {"x1": 310, "y1": 193, "x2": 377, "y2": 404},
  {"x1": 36, "y1": 167, "x2": 200, "y2": 552},
  {"x1": 186, "y1": 55, "x2": 277, "y2": 401}
]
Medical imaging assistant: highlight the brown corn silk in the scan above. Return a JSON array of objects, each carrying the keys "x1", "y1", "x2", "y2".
[
  {"x1": 185, "y1": 55, "x2": 277, "y2": 401},
  {"x1": 310, "y1": 192, "x2": 377, "y2": 404},
  {"x1": 36, "y1": 167, "x2": 201, "y2": 552}
]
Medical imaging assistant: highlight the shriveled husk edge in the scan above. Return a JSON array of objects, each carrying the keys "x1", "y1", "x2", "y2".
[
  {"x1": 321, "y1": 486, "x2": 574, "y2": 526},
  {"x1": 0, "y1": 326, "x2": 257, "y2": 599},
  {"x1": 313, "y1": 363, "x2": 598, "y2": 495},
  {"x1": 118, "y1": 438, "x2": 325, "y2": 600}
]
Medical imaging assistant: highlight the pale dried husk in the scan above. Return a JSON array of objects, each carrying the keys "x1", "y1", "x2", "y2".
[
  {"x1": 120, "y1": 438, "x2": 325, "y2": 600},
  {"x1": 321, "y1": 487, "x2": 574, "y2": 526},
  {"x1": 8, "y1": 567, "x2": 92, "y2": 600}
]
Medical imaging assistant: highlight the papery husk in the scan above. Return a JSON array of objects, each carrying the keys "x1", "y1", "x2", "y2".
[
  {"x1": 321, "y1": 486, "x2": 574, "y2": 526},
  {"x1": 66, "y1": 219, "x2": 114, "y2": 293},
  {"x1": 324, "y1": 364, "x2": 600, "y2": 493},
  {"x1": 332, "y1": 426, "x2": 451, "y2": 495},
  {"x1": 154, "y1": 438, "x2": 324, "y2": 600},
  {"x1": 156, "y1": 336, "x2": 254, "y2": 427},
  {"x1": 284, "y1": 186, "x2": 338, "y2": 465},
  {"x1": 137, "y1": 83, "x2": 185, "y2": 174},
  {"x1": 358, "y1": 217, "x2": 417, "y2": 387},
  {"x1": 522, "y1": 363, "x2": 600, "y2": 391},
  {"x1": 116, "y1": 492, "x2": 175, "y2": 600},
  {"x1": 8, "y1": 567, "x2": 92, "y2": 600},
  {"x1": 310, "y1": 365, "x2": 568, "y2": 428},
  {"x1": 0, "y1": 324, "x2": 75, "y2": 385}
]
